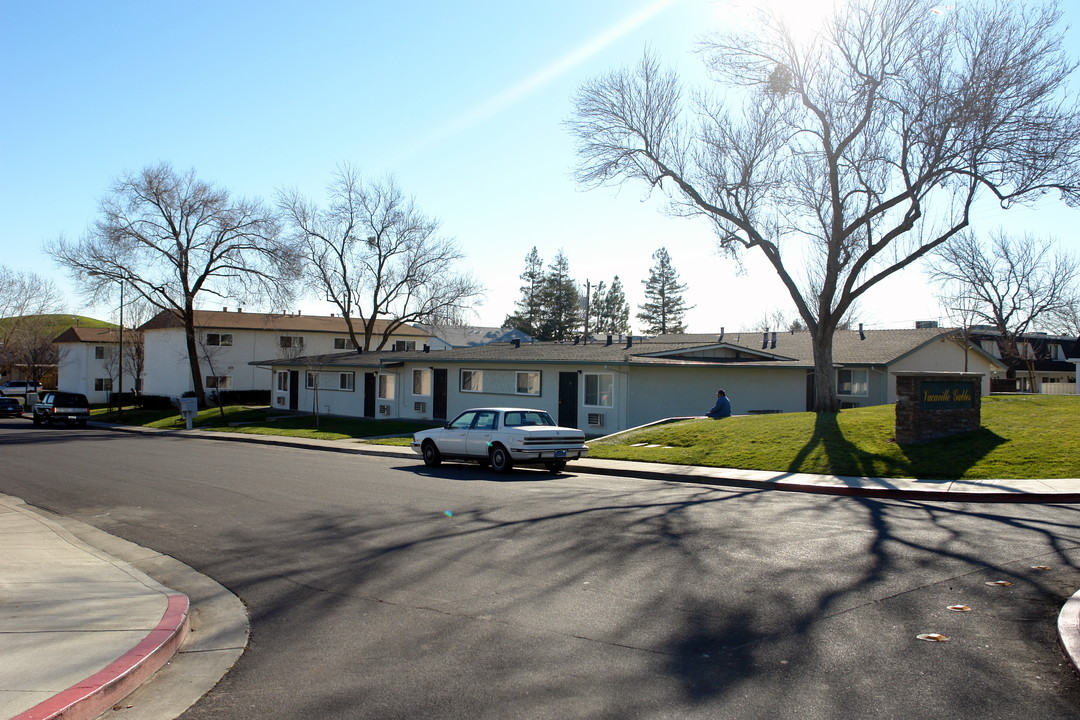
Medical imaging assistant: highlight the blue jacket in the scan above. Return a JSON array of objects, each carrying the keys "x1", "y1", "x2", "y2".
[{"x1": 707, "y1": 395, "x2": 731, "y2": 418}]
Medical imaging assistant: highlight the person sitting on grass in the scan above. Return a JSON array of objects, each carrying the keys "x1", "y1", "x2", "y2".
[{"x1": 706, "y1": 389, "x2": 731, "y2": 419}]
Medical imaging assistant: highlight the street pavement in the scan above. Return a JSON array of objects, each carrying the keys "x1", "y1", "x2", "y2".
[{"x1": 2, "y1": 421, "x2": 1079, "y2": 720}]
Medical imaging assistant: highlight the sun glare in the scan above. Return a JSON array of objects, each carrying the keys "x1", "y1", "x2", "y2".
[{"x1": 708, "y1": 0, "x2": 842, "y2": 40}]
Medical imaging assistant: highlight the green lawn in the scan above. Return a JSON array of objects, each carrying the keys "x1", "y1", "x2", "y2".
[
  {"x1": 587, "y1": 395, "x2": 1079, "y2": 479},
  {"x1": 91, "y1": 405, "x2": 438, "y2": 441},
  {"x1": 91, "y1": 395, "x2": 1079, "y2": 479}
]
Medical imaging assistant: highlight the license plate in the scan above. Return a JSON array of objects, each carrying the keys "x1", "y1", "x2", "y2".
[{"x1": 554, "y1": 450, "x2": 567, "y2": 458}]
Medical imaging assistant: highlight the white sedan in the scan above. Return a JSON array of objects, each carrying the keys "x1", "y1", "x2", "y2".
[{"x1": 411, "y1": 407, "x2": 589, "y2": 473}]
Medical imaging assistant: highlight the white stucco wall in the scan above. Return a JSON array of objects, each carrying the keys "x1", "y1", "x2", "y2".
[
  {"x1": 56, "y1": 342, "x2": 139, "y2": 403},
  {"x1": 143, "y1": 326, "x2": 427, "y2": 399}
]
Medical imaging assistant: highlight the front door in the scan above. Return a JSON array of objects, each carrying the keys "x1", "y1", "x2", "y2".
[
  {"x1": 558, "y1": 372, "x2": 579, "y2": 428},
  {"x1": 288, "y1": 371, "x2": 299, "y2": 411},
  {"x1": 364, "y1": 372, "x2": 377, "y2": 418},
  {"x1": 433, "y1": 369, "x2": 448, "y2": 421}
]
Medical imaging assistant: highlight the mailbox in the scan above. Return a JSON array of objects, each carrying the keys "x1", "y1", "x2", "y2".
[{"x1": 178, "y1": 397, "x2": 198, "y2": 429}]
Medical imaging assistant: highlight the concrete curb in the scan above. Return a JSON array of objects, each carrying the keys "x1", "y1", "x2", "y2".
[
  {"x1": 10, "y1": 594, "x2": 188, "y2": 720},
  {"x1": 1060, "y1": 590, "x2": 1080, "y2": 682}
]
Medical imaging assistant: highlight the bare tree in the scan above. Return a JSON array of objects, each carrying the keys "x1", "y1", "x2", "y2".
[
  {"x1": 47, "y1": 163, "x2": 296, "y2": 404},
  {"x1": 569, "y1": 0, "x2": 1080, "y2": 411},
  {"x1": 0, "y1": 267, "x2": 63, "y2": 384},
  {"x1": 279, "y1": 166, "x2": 484, "y2": 351},
  {"x1": 931, "y1": 229, "x2": 1079, "y2": 388}
]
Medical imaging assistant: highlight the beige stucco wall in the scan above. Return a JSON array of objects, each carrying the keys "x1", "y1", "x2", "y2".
[{"x1": 889, "y1": 337, "x2": 1001, "y2": 401}]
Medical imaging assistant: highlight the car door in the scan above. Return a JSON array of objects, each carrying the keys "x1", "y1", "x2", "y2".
[
  {"x1": 465, "y1": 410, "x2": 498, "y2": 457},
  {"x1": 439, "y1": 411, "x2": 476, "y2": 456}
]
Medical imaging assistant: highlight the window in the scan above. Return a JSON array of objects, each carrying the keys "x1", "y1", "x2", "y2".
[
  {"x1": 584, "y1": 373, "x2": 614, "y2": 407},
  {"x1": 516, "y1": 371, "x2": 541, "y2": 396},
  {"x1": 205, "y1": 375, "x2": 231, "y2": 389},
  {"x1": 94, "y1": 346, "x2": 105, "y2": 360},
  {"x1": 206, "y1": 333, "x2": 233, "y2": 346},
  {"x1": 461, "y1": 369, "x2": 483, "y2": 392},
  {"x1": 448, "y1": 411, "x2": 477, "y2": 430},
  {"x1": 334, "y1": 337, "x2": 356, "y2": 350},
  {"x1": 280, "y1": 336, "x2": 304, "y2": 349},
  {"x1": 412, "y1": 369, "x2": 431, "y2": 396},
  {"x1": 393, "y1": 340, "x2": 416, "y2": 352},
  {"x1": 339, "y1": 372, "x2": 355, "y2": 391},
  {"x1": 473, "y1": 410, "x2": 497, "y2": 430},
  {"x1": 837, "y1": 368, "x2": 868, "y2": 396},
  {"x1": 378, "y1": 374, "x2": 396, "y2": 399},
  {"x1": 94, "y1": 378, "x2": 113, "y2": 392},
  {"x1": 306, "y1": 372, "x2": 319, "y2": 389},
  {"x1": 276, "y1": 371, "x2": 289, "y2": 392}
]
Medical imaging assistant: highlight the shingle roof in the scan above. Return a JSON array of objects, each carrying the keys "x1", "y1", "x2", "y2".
[
  {"x1": 412, "y1": 324, "x2": 534, "y2": 347},
  {"x1": 139, "y1": 309, "x2": 432, "y2": 337},
  {"x1": 257, "y1": 327, "x2": 974, "y2": 370},
  {"x1": 52, "y1": 326, "x2": 124, "y2": 344}
]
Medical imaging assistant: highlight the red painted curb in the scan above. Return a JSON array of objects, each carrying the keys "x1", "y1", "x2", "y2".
[{"x1": 12, "y1": 593, "x2": 189, "y2": 720}]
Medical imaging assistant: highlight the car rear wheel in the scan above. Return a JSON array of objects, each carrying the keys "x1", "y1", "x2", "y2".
[
  {"x1": 489, "y1": 444, "x2": 513, "y2": 473},
  {"x1": 421, "y1": 440, "x2": 442, "y2": 467},
  {"x1": 544, "y1": 460, "x2": 567, "y2": 473}
]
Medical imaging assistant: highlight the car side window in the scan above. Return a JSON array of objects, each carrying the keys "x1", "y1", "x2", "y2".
[
  {"x1": 448, "y1": 412, "x2": 476, "y2": 430},
  {"x1": 472, "y1": 412, "x2": 496, "y2": 430}
]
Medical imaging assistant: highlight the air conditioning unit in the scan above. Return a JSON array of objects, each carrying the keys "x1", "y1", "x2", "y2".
[
  {"x1": 414, "y1": 401, "x2": 427, "y2": 413},
  {"x1": 379, "y1": 405, "x2": 391, "y2": 415},
  {"x1": 587, "y1": 412, "x2": 605, "y2": 428},
  {"x1": 275, "y1": 397, "x2": 285, "y2": 407}
]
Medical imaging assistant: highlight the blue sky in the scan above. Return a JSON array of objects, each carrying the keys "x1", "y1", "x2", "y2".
[{"x1": 3, "y1": 0, "x2": 1080, "y2": 333}]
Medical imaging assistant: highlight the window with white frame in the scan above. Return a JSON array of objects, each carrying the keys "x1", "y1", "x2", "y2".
[
  {"x1": 413, "y1": 369, "x2": 431, "y2": 396},
  {"x1": 94, "y1": 378, "x2": 113, "y2": 392},
  {"x1": 837, "y1": 368, "x2": 868, "y2": 396},
  {"x1": 94, "y1": 346, "x2": 106, "y2": 360},
  {"x1": 206, "y1": 333, "x2": 233, "y2": 346},
  {"x1": 339, "y1": 372, "x2": 355, "y2": 391},
  {"x1": 393, "y1": 340, "x2": 416, "y2": 352},
  {"x1": 461, "y1": 369, "x2": 483, "y2": 393},
  {"x1": 516, "y1": 371, "x2": 541, "y2": 396},
  {"x1": 276, "y1": 371, "x2": 289, "y2": 392},
  {"x1": 584, "y1": 373, "x2": 613, "y2": 407},
  {"x1": 305, "y1": 371, "x2": 319, "y2": 389},
  {"x1": 205, "y1": 375, "x2": 231, "y2": 389},
  {"x1": 378, "y1": 374, "x2": 396, "y2": 399},
  {"x1": 334, "y1": 337, "x2": 356, "y2": 350},
  {"x1": 280, "y1": 336, "x2": 304, "y2": 349}
]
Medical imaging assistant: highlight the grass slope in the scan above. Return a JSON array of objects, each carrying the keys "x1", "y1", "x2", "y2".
[{"x1": 588, "y1": 395, "x2": 1079, "y2": 480}]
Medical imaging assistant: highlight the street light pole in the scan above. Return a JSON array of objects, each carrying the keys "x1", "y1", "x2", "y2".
[{"x1": 118, "y1": 280, "x2": 124, "y2": 420}]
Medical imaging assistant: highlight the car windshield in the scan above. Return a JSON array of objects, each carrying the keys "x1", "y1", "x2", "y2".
[{"x1": 502, "y1": 411, "x2": 555, "y2": 427}]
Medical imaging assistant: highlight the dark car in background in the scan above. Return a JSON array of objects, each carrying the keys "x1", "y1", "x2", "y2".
[
  {"x1": 33, "y1": 392, "x2": 90, "y2": 427},
  {"x1": 0, "y1": 397, "x2": 24, "y2": 417}
]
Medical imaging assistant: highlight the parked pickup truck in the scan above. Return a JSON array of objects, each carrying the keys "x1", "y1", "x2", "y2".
[{"x1": 33, "y1": 392, "x2": 90, "y2": 427}]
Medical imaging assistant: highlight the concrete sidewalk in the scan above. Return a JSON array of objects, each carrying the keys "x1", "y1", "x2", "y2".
[
  {"x1": 0, "y1": 496, "x2": 188, "y2": 720},
  {"x1": 3, "y1": 421, "x2": 1078, "y2": 719}
]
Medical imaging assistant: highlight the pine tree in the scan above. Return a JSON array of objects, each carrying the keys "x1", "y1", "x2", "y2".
[
  {"x1": 504, "y1": 247, "x2": 545, "y2": 335},
  {"x1": 592, "y1": 276, "x2": 630, "y2": 335},
  {"x1": 537, "y1": 250, "x2": 582, "y2": 341},
  {"x1": 637, "y1": 248, "x2": 692, "y2": 334}
]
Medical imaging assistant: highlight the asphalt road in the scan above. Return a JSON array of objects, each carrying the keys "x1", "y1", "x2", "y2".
[{"x1": 2, "y1": 418, "x2": 1079, "y2": 719}]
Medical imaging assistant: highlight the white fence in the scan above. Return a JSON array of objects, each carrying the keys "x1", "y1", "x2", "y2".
[{"x1": 1041, "y1": 382, "x2": 1076, "y2": 395}]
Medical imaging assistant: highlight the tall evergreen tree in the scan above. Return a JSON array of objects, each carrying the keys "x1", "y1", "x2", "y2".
[
  {"x1": 538, "y1": 250, "x2": 582, "y2": 341},
  {"x1": 637, "y1": 247, "x2": 691, "y2": 334},
  {"x1": 504, "y1": 247, "x2": 545, "y2": 335},
  {"x1": 592, "y1": 275, "x2": 630, "y2": 335}
]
